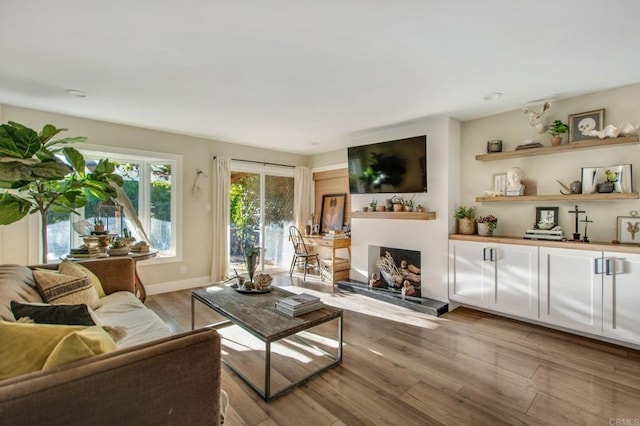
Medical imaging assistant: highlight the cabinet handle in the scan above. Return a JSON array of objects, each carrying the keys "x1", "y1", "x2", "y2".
[
  {"x1": 605, "y1": 258, "x2": 613, "y2": 276},
  {"x1": 483, "y1": 248, "x2": 488, "y2": 261},
  {"x1": 490, "y1": 248, "x2": 496, "y2": 262},
  {"x1": 594, "y1": 258, "x2": 603, "y2": 275}
]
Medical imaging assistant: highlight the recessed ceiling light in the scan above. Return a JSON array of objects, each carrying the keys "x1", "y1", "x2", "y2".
[
  {"x1": 483, "y1": 92, "x2": 502, "y2": 101},
  {"x1": 65, "y1": 89, "x2": 88, "y2": 98},
  {"x1": 311, "y1": 141, "x2": 320, "y2": 146}
]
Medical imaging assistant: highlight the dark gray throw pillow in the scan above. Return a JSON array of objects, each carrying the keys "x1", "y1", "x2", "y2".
[{"x1": 10, "y1": 301, "x2": 96, "y2": 326}]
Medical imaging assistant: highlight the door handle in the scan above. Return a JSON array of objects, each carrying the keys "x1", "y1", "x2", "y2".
[
  {"x1": 594, "y1": 258, "x2": 603, "y2": 275},
  {"x1": 490, "y1": 248, "x2": 496, "y2": 262},
  {"x1": 605, "y1": 258, "x2": 615, "y2": 276},
  {"x1": 483, "y1": 248, "x2": 488, "y2": 261}
]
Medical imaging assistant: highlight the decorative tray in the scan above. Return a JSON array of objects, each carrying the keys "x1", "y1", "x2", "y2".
[{"x1": 229, "y1": 283, "x2": 271, "y2": 294}]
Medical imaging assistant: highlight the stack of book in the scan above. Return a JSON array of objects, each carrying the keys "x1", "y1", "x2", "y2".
[
  {"x1": 523, "y1": 228, "x2": 566, "y2": 241},
  {"x1": 275, "y1": 293, "x2": 323, "y2": 316},
  {"x1": 323, "y1": 230, "x2": 348, "y2": 240},
  {"x1": 69, "y1": 245, "x2": 101, "y2": 258}
]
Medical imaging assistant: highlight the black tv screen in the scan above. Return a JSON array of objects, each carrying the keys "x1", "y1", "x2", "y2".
[{"x1": 348, "y1": 135, "x2": 427, "y2": 194}]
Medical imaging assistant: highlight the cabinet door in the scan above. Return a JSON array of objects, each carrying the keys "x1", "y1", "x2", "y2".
[
  {"x1": 539, "y1": 247, "x2": 602, "y2": 334},
  {"x1": 603, "y1": 252, "x2": 640, "y2": 344},
  {"x1": 448, "y1": 241, "x2": 494, "y2": 308},
  {"x1": 490, "y1": 244, "x2": 539, "y2": 319}
]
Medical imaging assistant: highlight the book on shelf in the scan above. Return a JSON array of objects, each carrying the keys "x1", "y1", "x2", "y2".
[{"x1": 275, "y1": 300, "x2": 324, "y2": 316}]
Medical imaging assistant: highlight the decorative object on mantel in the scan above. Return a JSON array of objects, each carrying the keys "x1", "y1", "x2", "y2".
[
  {"x1": 403, "y1": 194, "x2": 415, "y2": 212},
  {"x1": 548, "y1": 119, "x2": 569, "y2": 146},
  {"x1": 487, "y1": 139, "x2": 503, "y2": 153},
  {"x1": 580, "y1": 216, "x2": 594, "y2": 243},
  {"x1": 476, "y1": 214, "x2": 498, "y2": 237},
  {"x1": 369, "y1": 199, "x2": 377, "y2": 212},
  {"x1": 522, "y1": 102, "x2": 550, "y2": 134},
  {"x1": 557, "y1": 180, "x2": 582, "y2": 195},
  {"x1": 582, "y1": 122, "x2": 640, "y2": 139},
  {"x1": 454, "y1": 205, "x2": 477, "y2": 234},
  {"x1": 616, "y1": 211, "x2": 640, "y2": 244},
  {"x1": 391, "y1": 195, "x2": 404, "y2": 212},
  {"x1": 569, "y1": 109, "x2": 604, "y2": 143},
  {"x1": 568, "y1": 205, "x2": 586, "y2": 241},
  {"x1": 515, "y1": 141, "x2": 544, "y2": 150},
  {"x1": 506, "y1": 167, "x2": 525, "y2": 196}
]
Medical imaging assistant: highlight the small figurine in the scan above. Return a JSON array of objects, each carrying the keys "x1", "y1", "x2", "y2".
[{"x1": 522, "y1": 102, "x2": 550, "y2": 134}]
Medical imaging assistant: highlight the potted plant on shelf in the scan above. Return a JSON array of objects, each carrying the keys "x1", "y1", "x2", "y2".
[
  {"x1": 477, "y1": 214, "x2": 498, "y2": 237},
  {"x1": 597, "y1": 169, "x2": 617, "y2": 193},
  {"x1": 369, "y1": 199, "x2": 378, "y2": 212},
  {"x1": 391, "y1": 195, "x2": 404, "y2": 212},
  {"x1": 404, "y1": 194, "x2": 416, "y2": 212},
  {"x1": 548, "y1": 120, "x2": 569, "y2": 146},
  {"x1": 454, "y1": 205, "x2": 477, "y2": 235},
  {"x1": 0, "y1": 121, "x2": 124, "y2": 263},
  {"x1": 93, "y1": 218, "x2": 105, "y2": 233}
]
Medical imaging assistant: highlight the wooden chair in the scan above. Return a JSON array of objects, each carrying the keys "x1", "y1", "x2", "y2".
[{"x1": 288, "y1": 226, "x2": 319, "y2": 281}]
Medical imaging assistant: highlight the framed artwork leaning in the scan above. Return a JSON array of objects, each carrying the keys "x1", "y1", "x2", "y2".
[
  {"x1": 320, "y1": 193, "x2": 346, "y2": 234},
  {"x1": 569, "y1": 109, "x2": 604, "y2": 143},
  {"x1": 617, "y1": 211, "x2": 640, "y2": 244}
]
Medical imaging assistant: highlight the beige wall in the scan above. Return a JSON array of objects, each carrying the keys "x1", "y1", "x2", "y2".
[
  {"x1": 0, "y1": 105, "x2": 308, "y2": 292},
  {"x1": 460, "y1": 82, "x2": 640, "y2": 242}
]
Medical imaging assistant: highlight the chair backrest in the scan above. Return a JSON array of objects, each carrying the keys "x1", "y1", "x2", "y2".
[{"x1": 289, "y1": 226, "x2": 310, "y2": 256}]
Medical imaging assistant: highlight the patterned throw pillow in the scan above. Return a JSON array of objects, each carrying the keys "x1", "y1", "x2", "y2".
[{"x1": 33, "y1": 262, "x2": 100, "y2": 309}]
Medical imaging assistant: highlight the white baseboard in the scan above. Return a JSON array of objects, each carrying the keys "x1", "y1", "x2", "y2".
[{"x1": 146, "y1": 275, "x2": 211, "y2": 296}]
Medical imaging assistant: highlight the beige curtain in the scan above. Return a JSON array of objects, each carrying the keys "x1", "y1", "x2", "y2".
[
  {"x1": 294, "y1": 166, "x2": 313, "y2": 231},
  {"x1": 210, "y1": 157, "x2": 231, "y2": 282}
]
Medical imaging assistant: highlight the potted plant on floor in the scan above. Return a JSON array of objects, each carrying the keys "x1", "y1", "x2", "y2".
[
  {"x1": 454, "y1": 205, "x2": 477, "y2": 235},
  {"x1": 0, "y1": 121, "x2": 123, "y2": 263},
  {"x1": 548, "y1": 120, "x2": 569, "y2": 146},
  {"x1": 477, "y1": 214, "x2": 498, "y2": 236}
]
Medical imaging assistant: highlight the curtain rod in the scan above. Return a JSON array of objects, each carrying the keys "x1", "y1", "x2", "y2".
[{"x1": 213, "y1": 156, "x2": 295, "y2": 169}]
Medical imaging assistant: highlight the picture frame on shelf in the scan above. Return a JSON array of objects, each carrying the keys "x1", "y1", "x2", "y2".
[
  {"x1": 569, "y1": 109, "x2": 604, "y2": 143},
  {"x1": 320, "y1": 193, "x2": 346, "y2": 234},
  {"x1": 616, "y1": 211, "x2": 640, "y2": 244},
  {"x1": 581, "y1": 164, "x2": 632, "y2": 194},
  {"x1": 535, "y1": 207, "x2": 559, "y2": 227}
]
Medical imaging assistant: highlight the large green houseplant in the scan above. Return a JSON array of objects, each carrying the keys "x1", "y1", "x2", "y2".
[{"x1": 0, "y1": 121, "x2": 123, "y2": 263}]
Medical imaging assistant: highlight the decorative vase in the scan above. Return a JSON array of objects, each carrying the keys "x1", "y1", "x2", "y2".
[
  {"x1": 376, "y1": 205, "x2": 386, "y2": 212},
  {"x1": 404, "y1": 205, "x2": 413, "y2": 212},
  {"x1": 597, "y1": 182, "x2": 614, "y2": 193},
  {"x1": 244, "y1": 252, "x2": 259, "y2": 283},
  {"x1": 477, "y1": 223, "x2": 493, "y2": 237},
  {"x1": 550, "y1": 136, "x2": 562, "y2": 146},
  {"x1": 393, "y1": 204, "x2": 403, "y2": 212},
  {"x1": 458, "y1": 218, "x2": 475, "y2": 235}
]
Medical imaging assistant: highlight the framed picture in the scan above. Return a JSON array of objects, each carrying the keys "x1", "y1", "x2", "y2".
[
  {"x1": 536, "y1": 207, "x2": 559, "y2": 227},
  {"x1": 581, "y1": 164, "x2": 632, "y2": 194},
  {"x1": 568, "y1": 109, "x2": 604, "y2": 143},
  {"x1": 320, "y1": 193, "x2": 346, "y2": 234},
  {"x1": 617, "y1": 212, "x2": 640, "y2": 244}
]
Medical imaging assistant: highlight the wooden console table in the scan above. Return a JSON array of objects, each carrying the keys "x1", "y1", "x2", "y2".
[{"x1": 303, "y1": 236, "x2": 351, "y2": 283}]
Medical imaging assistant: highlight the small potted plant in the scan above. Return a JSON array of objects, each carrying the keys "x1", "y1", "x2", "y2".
[
  {"x1": 477, "y1": 214, "x2": 498, "y2": 237},
  {"x1": 369, "y1": 199, "x2": 378, "y2": 212},
  {"x1": 597, "y1": 169, "x2": 617, "y2": 193},
  {"x1": 454, "y1": 205, "x2": 477, "y2": 235},
  {"x1": 93, "y1": 218, "x2": 105, "y2": 234},
  {"x1": 391, "y1": 195, "x2": 404, "y2": 212},
  {"x1": 404, "y1": 194, "x2": 416, "y2": 212},
  {"x1": 548, "y1": 119, "x2": 569, "y2": 146}
]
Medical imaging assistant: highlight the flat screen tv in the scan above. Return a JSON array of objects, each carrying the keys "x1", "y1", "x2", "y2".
[{"x1": 348, "y1": 135, "x2": 426, "y2": 194}]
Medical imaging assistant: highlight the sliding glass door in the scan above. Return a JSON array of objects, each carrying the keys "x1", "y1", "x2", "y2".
[{"x1": 229, "y1": 164, "x2": 294, "y2": 276}]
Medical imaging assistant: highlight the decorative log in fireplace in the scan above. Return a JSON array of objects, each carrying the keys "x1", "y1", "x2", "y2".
[{"x1": 371, "y1": 247, "x2": 422, "y2": 298}]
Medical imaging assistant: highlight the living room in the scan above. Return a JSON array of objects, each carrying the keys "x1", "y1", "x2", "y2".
[{"x1": 2, "y1": 1, "x2": 640, "y2": 424}]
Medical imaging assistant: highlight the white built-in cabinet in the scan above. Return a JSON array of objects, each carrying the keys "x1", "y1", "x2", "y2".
[
  {"x1": 449, "y1": 240, "x2": 538, "y2": 319},
  {"x1": 449, "y1": 239, "x2": 640, "y2": 346}
]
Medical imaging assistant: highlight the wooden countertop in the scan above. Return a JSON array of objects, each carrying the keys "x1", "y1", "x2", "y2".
[{"x1": 449, "y1": 234, "x2": 640, "y2": 254}]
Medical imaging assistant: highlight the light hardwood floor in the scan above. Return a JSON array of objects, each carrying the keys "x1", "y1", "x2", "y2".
[{"x1": 147, "y1": 274, "x2": 640, "y2": 425}]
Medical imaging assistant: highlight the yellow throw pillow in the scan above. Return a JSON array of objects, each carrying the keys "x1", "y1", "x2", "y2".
[
  {"x1": 0, "y1": 321, "x2": 116, "y2": 380},
  {"x1": 73, "y1": 263, "x2": 106, "y2": 298},
  {"x1": 34, "y1": 264, "x2": 100, "y2": 309}
]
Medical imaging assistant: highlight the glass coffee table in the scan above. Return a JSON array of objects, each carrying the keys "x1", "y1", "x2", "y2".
[{"x1": 191, "y1": 285, "x2": 343, "y2": 402}]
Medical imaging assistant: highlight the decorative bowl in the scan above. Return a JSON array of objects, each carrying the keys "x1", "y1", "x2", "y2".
[{"x1": 537, "y1": 222, "x2": 555, "y2": 230}]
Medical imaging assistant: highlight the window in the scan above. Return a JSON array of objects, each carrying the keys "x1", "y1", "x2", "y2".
[{"x1": 44, "y1": 145, "x2": 182, "y2": 262}]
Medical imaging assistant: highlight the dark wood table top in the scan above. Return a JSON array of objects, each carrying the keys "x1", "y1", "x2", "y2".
[{"x1": 192, "y1": 285, "x2": 342, "y2": 341}]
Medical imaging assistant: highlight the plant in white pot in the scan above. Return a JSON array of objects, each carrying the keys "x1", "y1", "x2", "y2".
[
  {"x1": 477, "y1": 214, "x2": 498, "y2": 237},
  {"x1": 0, "y1": 121, "x2": 123, "y2": 263}
]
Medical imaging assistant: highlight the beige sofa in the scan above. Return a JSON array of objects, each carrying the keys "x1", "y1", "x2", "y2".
[{"x1": 0, "y1": 257, "x2": 221, "y2": 425}]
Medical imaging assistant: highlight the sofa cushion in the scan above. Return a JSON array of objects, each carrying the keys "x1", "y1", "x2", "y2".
[
  {"x1": 0, "y1": 321, "x2": 116, "y2": 380},
  {"x1": 33, "y1": 263, "x2": 100, "y2": 309},
  {"x1": 74, "y1": 262, "x2": 106, "y2": 298},
  {"x1": 11, "y1": 301, "x2": 98, "y2": 326},
  {"x1": 94, "y1": 291, "x2": 172, "y2": 348},
  {"x1": 0, "y1": 264, "x2": 43, "y2": 322}
]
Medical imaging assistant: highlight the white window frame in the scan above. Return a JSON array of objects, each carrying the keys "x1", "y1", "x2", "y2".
[{"x1": 32, "y1": 144, "x2": 183, "y2": 264}]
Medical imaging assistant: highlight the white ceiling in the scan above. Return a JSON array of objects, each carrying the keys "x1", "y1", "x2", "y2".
[{"x1": 2, "y1": 1, "x2": 640, "y2": 155}]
